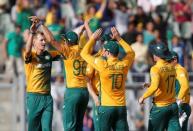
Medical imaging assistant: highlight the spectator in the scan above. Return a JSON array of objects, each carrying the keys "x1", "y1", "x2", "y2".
[
  {"x1": 47, "y1": 12, "x2": 65, "y2": 42},
  {"x1": 150, "y1": 30, "x2": 167, "y2": 45},
  {"x1": 131, "y1": 33, "x2": 148, "y2": 73},
  {"x1": 0, "y1": 0, "x2": 14, "y2": 72},
  {"x1": 110, "y1": 1, "x2": 129, "y2": 35},
  {"x1": 2, "y1": 24, "x2": 24, "y2": 81},
  {"x1": 121, "y1": 22, "x2": 137, "y2": 44},
  {"x1": 171, "y1": 0, "x2": 192, "y2": 40},
  {"x1": 143, "y1": 21, "x2": 155, "y2": 45},
  {"x1": 152, "y1": 13, "x2": 171, "y2": 41},
  {"x1": 171, "y1": 35, "x2": 185, "y2": 66},
  {"x1": 45, "y1": 3, "x2": 61, "y2": 26},
  {"x1": 16, "y1": 0, "x2": 33, "y2": 32},
  {"x1": 136, "y1": 23, "x2": 143, "y2": 34},
  {"x1": 34, "y1": 0, "x2": 47, "y2": 21},
  {"x1": 134, "y1": 6, "x2": 150, "y2": 29},
  {"x1": 137, "y1": 0, "x2": 152, "y2": 13},
  {"x1": 84, "y1": 0, "x2": 107, "y2": 21},
  {"x1": 72, "y1": 11, "x2": 84, "y2": 28}
]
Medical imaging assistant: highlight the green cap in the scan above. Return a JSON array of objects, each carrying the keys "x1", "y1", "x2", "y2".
[
  {"x1": 170, "y1": 51, "x2": 178, "y2": 58},
  {"x1": 170, "y1": 51, "x2": 179, "y2": 60},
  {"x1": 89, "y1": 18, "x2": 101, "y2": 33},
  {"x1": 61, "y1": 31, "x2": 78, "y2": 45},
  {"x1": 103, "y1": 41, "x2": 119, "y2": 56},
  {"x1": 149, "y1": 43, "x2": 173, "y2": 61}
]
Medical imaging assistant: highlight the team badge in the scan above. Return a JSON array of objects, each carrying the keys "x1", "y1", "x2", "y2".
[{"x1": 45, "y1": 55, "x2": 50, "y2": 60}]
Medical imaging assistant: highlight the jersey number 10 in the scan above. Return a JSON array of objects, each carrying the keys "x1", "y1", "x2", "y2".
[{"x1": 109, "y1": 74, "x2": 124, "y2": 90}]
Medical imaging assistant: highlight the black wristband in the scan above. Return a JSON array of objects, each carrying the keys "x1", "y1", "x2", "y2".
[
  {"x1": 36, "y1": 21, "x2": 43, "y2": 29},
  {"x1": 30, "y1": 31, "x2": 36, "y2": 35}
]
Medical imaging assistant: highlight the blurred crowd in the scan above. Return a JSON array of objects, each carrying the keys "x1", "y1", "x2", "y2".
[{"x1": 0, "y1": 0, "x2": 193, "y2": 130}]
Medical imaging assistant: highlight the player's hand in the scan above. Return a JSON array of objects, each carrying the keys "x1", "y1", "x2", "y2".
[
  {"x1": 94, "y1": 96, "x2": 100, "y2": 106},
  {"x1": 143, "y1": 83, "x2": 150, "y2": 88},
  {"x1": 139, "y1": 97, "x2": 145, "y2": 105},
  {"x1": 110, "y1": 27, "x2": 121, "y2": 41},
  {"x1": 85, "y1": 76, "x2": 90, "y2": 82},
  {"x1": 28, "y1": 16, "x2": 40, "y2": 24},
  {"x1": 84, "y1": 19, "x2": 89, "y2": 28},
  {"x1": 177, "y1": 99, "x2": 183, "y2": 106},
  {"x1": 92, "y1": 28, "x2": 103, "y2": 41},
  {"x1": 30, "y1": 22, "x2": 37, "y2": 33}
]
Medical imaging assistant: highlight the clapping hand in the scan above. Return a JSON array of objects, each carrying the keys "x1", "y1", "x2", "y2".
[
  {"x1": 28, "y1": 16, "x2": 41, "y2": 24},
  {"x1": 143, "y1": 83, "x2": 150, "y2": 89},
  {"x1": 110, "y1": 27, "x2": 121, "y2": 41},
  {"x1": 30, "y1": 22, "x2": 37, "y2": 34},
  {"x1": 92, "y1": 28, "x2": 103, "y2": 41}
]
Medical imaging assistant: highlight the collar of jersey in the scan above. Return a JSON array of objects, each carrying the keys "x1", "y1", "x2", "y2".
[
  {"x1": 107, "y1": 57, "x2": 118, "y2": 63},
  {"x1": 175, "y1": 63, "x2": 182, "y2": 69},
  {"x1": 70, "y1": 45, "x2": 79, "y2": 50},
  {"x1": 156, "y1": 59, "x2": 167, "y2": 66}
]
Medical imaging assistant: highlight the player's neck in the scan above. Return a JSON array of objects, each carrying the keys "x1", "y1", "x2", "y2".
[{"x1": 35, "y1": 49, "x2": 44, "y2": 55}]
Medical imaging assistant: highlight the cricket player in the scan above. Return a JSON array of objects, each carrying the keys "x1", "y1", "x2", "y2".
[
  {"x1": 25, "y1": 21, "x2": 61, "y2": 131},
  {"x1": 86, "y1": 53, "x2": 101, "y2": 130},
  {"x1": 170, "y1": 51, "x2": 191, "y2": 131},
  {"x1": 81, "y1": 27, "x2": 135, "y2": 131},
  {"x1": 139, "y1": 43, "x2": 181, "y2": 131},
  {"x1": 84, "y1": 18, "x2": 103, "y2": 130},
  {"x1": 34, "y1": 19, "x2": 89, "y2": 130},
  {"x1": 85, "y1": 23, "x2": 127, "y2": 131}
]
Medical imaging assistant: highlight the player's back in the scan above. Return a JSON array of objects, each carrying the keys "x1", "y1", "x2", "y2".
[
  {"x1": 152, "y1": 59, "x2": 176, "y2": 106},
  {"x1": 63, "y1": 45, "x2": 87, "y2": 88},
  {"x1": 99, "y1": 57, "x2": 130, "y2": 106}
]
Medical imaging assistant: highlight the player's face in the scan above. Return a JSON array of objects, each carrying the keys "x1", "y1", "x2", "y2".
[
  {"x1": 170, "y1": 58, "x2": 177, "y2": 66},
  {"x1": 34, "y1": 34, "x2": 46, "y2": 52},
  {"x1": 102, "y1": 48, "x2": 107, "y2": 57},
  {"x1": 102, "y1": 48, "x2": 111, "y2": 58},
  {"x1": 88, "y1": 7, "x2": 96, "y2": 15},
  {"x1": 153, "y1": 55, "x2": 159, "y2": 62}
]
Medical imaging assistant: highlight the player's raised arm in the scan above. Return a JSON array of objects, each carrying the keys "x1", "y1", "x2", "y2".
[
  {"x1": 29, "y1": 16, "x2": 63, "y2": 52},
  {"x1": 95, "y1": 0, "x2": 107, "y2": 19},
  {"x1": 25, "y1": 22, "x2": 36, "y2": 59},
  {"x1": 40, "y1": 24, "x2": 63, "y2": 52},
  {"x1": 111, "y1": 27, "x2": 135, "y2": 64},
  {"x1": 80, "y1": 29, "x2": 104, "y2": 72}
]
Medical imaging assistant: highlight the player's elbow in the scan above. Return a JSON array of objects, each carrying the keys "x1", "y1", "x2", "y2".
[
  {"x1": 80, "y1": 50, "x2": 86, "y2": 59},
  {"x1": 48, "y1": 37, "x2": 56, "y2": 44},
  {"x1": 183, "y1": 85, "x2": 189, "y2": 94},
  {"x1": 131, "y1": 52, "x2": 135, "y2": 61},
  {"x1": 149, "y1": 85, "x2": 158, "y2": 93}
]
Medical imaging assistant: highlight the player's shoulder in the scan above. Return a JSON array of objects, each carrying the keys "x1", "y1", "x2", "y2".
[
  {"x1": 150, "y1": 66, "x2": 160, "y2": 77},
  {"x1": 94, "y1": 56, "x2": 106, "y2": 65},
  {"x1": 151, "y1": 64, "x2": 159, "y2": 71},
  {"x1": 176, "y1": 64, "x2": 187, "y2": 73}
]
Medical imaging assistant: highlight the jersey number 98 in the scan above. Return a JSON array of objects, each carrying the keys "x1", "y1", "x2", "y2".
[{"x1": 73, "y1": 60, "x2": 87, "y2": 76}]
